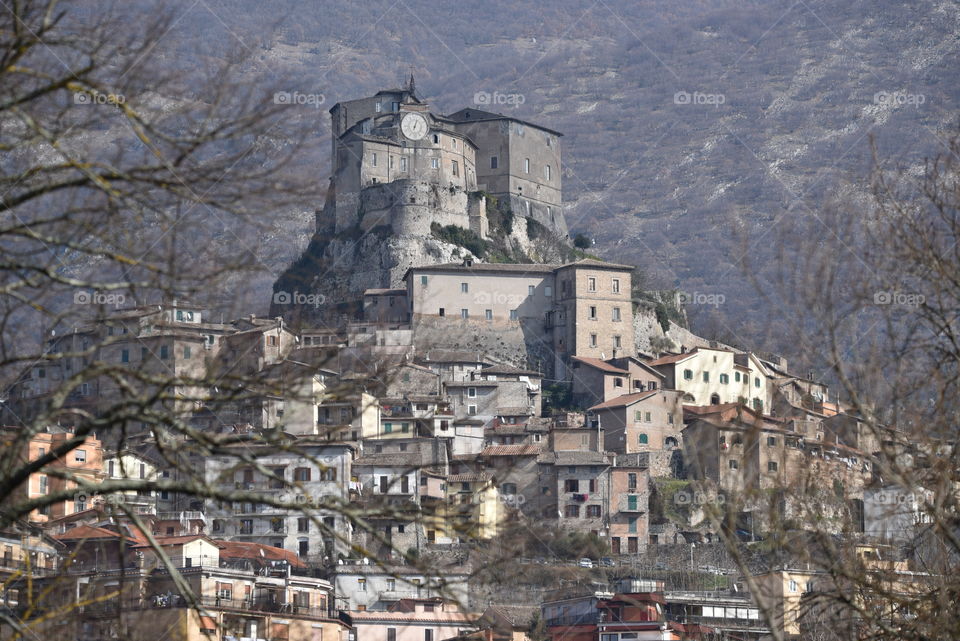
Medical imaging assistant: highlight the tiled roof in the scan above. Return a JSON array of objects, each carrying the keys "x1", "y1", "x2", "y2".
[
  {"x1": 444, "y1": 107, "x2": 564, "y2": 137},
  {"x1": 588, "y1": 391, "x2": 658, "y2": 410},
  {"x1": 349, "y1": 611, "x2": 479, "y2": 623},
  {"x1": 646, "y1": 351, "x2": 699, "y2": 366},
  {"x1": 550, "y1": 451, "x2": 609, "y2": 466},
  {"x1": 408, "y1": 262, "x2": 558, "y2": 276},
  {"x1": 448, "y1": 472, "x2": 492, "y2": 483},
  {"x1": 480, "y1": 364, "x2": 541, "y2": 377},
  {"x1": 131, "y1": 534, "x2": 222, "y2": 549},
  {"x1": 496, "y1": 407, "x2": 532, "y2": 416},
  {"x1": 217, "y1": 540, "x2": 306, "y2": 568},
  {"x1": 479, "y1": 444, "x2": 542, "y2": 457},
  {"x1": 570, "y1": 356, "x2": 629, "y2": 374},
  {"x1": 54, "y1": 525, "x2": 121, "y2": 541}
]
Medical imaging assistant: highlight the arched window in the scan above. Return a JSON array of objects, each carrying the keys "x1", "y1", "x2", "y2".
[
  {"x1": 710, "y1": 393, "x2": 721, "y2": 405},
  {"x1": 638, "y1": 433, "x2": 649, "y2": 445},
  {"x1": 665, "y1": 436, "x2": 678, "y2": 449}
]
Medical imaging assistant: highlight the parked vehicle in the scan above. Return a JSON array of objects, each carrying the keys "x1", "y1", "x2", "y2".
[
  {"x1": 599, "y1": 557, "x2": 615, "y2": 567},
  {"x1": 578, "y1": 558, "x2": 595, "y2": 568}
]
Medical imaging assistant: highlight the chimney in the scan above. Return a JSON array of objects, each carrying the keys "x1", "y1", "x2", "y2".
[{"x1": 463, "y1": 258, "x2": 474, "y2": 267}]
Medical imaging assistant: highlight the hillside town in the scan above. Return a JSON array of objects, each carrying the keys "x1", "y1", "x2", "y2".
[{"x1": 0, "y1": 83, "x2": 944, "y2": 641}]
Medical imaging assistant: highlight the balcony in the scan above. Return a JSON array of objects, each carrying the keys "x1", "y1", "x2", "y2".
[{"x1": 77, "y1": 595, "x2": 333, "y2": 620}]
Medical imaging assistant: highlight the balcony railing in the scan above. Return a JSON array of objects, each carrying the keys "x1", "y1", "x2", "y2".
[{"x1": 78, "y1": 595, "x2": 333, "y2": 620}]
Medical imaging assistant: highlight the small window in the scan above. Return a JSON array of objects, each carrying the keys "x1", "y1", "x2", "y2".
[
  {"x1": 485, "y1": 309, "x2": 493, "y2": 320},
  {"x1": 183, "y1": 346, "x2": 191, "y2": 359},
  {"x1": 121, "y1": 349, "x2": 129, "y2": 363},
  {"x1": 755, "y1": 377, "x2": 761, "y2": 388},
  {"x1": 400, "y1": 156, "x2": 408, "y2": 171},
  {"x1": 439, "y1": 308, "x2": 445, "y2": 317},
  {"x1": 294, "y1": 467, "x2": 311, "y2": 482},
  {"x1": 589, "y1": 306, "x2": 597, "y2": 319},
  {"x1": 160, "y1": 345, "x2": 169, "y2": 359},
  {"x1": 612, "y1": 278, "x2": 620, "y2": 293},
  {"x1": 510, "y1": 309, "x2": 518, "y2": 321},
  {"x1": 614, "y1": 377, "x2": 623, "y2": 388},
  {"x1": 421, "y1": 275, "x2": 428, "y2": 286},
  {"x1": 729, "y1": 460, "x2": 739, "y2": 469},
  {"x1": 75, "y1": 449, "x2": 86, "y2": 463},
  {"x1": 612, "y1": 307, "x2": 621, "y2": 322},
  {"x1": 468, "y1": 405, "x2": 477, "y2": 416},
  {"x1": 524, "y1": 158, "x2": 530, "y2": 173},
  {"x1": 371, "y1": 153, "x2": 377, "y2": 167},
  {"x1": 528, "y1": 285, "x2": 535, "y2": 296},
  {"x1": 490, "y1": 156, "x2": 498, "y2": 169},
  {"x1": 614, "y1": 336, "x2": 622, "y2": 348},
  {"x1": 461, "y1": 309, "x2": 469, "y2": 319},
  {"x1": 432, "y1": 133, "x2": 439, "y2": 144},
  {"x1": 719, "y1": 373, "x2": 729, "y2": 384},
  {"x1": 431, "y1": 158, "x2": 439, "y2": 169},
  {"x1": 545, "y1": 165, "x2": 551, "y2": 180},
  {"x1": 545, "y1": 286, "x2": 553, "y2": 297},
  {"x1": 768, "y1": 461, "x2": 779, "y2": 472},
  {"x1": 767, "y1": 436, "x2": 777, "y2": 447},
  {"x1": 735, "y1": 372, "x2": 741, "y2": 382},
  {"x1": 590, "y1": 334, "x2": 598, "y2": 348},
  {"x1": 461, "y1": 282, "x2": 469, "y2": 293},
  {"x1": 451, "y1": 160, "x2": 459, "y2": 177},
  {"x1": 645, "y1": 412, "x2": 651, "y2": 422},
  {"x1": 638, "y1": 433, "x2": 648, "y2": 445},
  {"x1": 588, "y1": 277, "x2": 597, "y2": 292},
  {"x1": 683, "y1": 369, "x2": 693, "y2": 380},
  {"x1": 467, "y1": 387, "x2": 477, "y2": 398},
  {"x1": 703, "y1": 371, "x2": 710, "y2": 382}
]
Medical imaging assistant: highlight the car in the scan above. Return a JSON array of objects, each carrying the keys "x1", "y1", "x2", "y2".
[
  {"x1": 578, "y1": 558, "x2": 595, "y2": 568},
  {"x1": 599, "y1": 557, "x2": 615, "y2": 567}
]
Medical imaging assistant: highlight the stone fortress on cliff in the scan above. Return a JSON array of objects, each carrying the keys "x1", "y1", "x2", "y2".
[{"x1": 272, "y1": 77, "x2": 578, "y2": 327}]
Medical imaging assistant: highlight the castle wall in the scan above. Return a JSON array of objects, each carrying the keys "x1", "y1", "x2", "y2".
[{"x1": 340, "y1": 180, "x2": 486, "y2": 238}]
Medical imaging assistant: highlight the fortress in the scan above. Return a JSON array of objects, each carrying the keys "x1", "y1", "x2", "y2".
[{"x1": 319, "y1": 78, "x2": 568, "y2": 240}]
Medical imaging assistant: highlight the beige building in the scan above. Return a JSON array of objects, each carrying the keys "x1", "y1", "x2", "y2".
[
  {"x1": 648, "y1": 347, "x2": 772, "y2": 413},
  {"x1": 405, "y1": 258, "x2": 635, "y2": 379},
  {"x1": 348, "y1": 598, "x2": 479, "y2": 641},
  {"x1": 588, "y1": 389, "x2": 684, "y2": 453}
]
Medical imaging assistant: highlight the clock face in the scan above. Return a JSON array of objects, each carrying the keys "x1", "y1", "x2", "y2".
[{"x1": 400, "y1": 112, "x2": 428, "y2": 140}]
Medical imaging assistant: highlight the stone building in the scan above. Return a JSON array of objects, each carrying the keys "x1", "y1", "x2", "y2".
[
  {"x1": 587, "y1": 389, "x2": 685, "y2": 453},
  {"x1": 445, "y1": 108, "x2": 565, "y2": 237},
  {"x1": 405, "y1": 258, "x2": 635, "y2": 379}
]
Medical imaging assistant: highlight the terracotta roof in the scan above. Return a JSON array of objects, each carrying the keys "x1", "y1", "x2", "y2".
[
  {"x1": 349, "y1": 611, "x2": 479, "y2": 623},
  {"x1": 364, "y1": 288, "x2": 407, "y2": 296},
  {"x1": 448, "y1": 472, "x2": 492, "y2": 483},
  {"x1": 479, "y1": 444, "x2": 542, "y2": 457},
  {"x1": 480, "y1": 364, "x2": 541, "y2": 377},
  {"x1": 407, "y1": 263, "x2": 558, "y2": 277},
  {"x1": 588, "y1": 391, "x2": 658, "y2": 411},
  {"x1": 217, "y1": 540, "x2": 306, "y2": 568},
  {"x1": 570, "y1": 356, "x2": 629, "y2": 375},
  {"x1": 131, "y1": 534, "x2": 222, "y2": 549},
  {"x1": 54, "y1": 525, "x2": 121, "y2": 541},
  {"x1": 556, "y1": 258, "x2": 636, "y2": 271},
  {"x1": 646, "y1": 351, "x2": 699, "y2": 366},
  {"x1": 496, "y1": 407, "x2": 532, "y2": 416}
]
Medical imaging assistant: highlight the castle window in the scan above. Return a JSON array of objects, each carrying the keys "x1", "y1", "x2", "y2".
[
  {"x1": 431, "y1": 158, "x2": 439, "y2": 169},
  {"x1": 546, "y1": 134, "x2": 552, "y2": 147},
  {"x1": 588, "y1": 277, "x2": 596, "y2": 292},
  {"x1": 612, "y1": 307, "x2": 621, "y2": 322},
  {"x1": 490, "y1": 156, "x2": 498, "y2": 169},
  {"x1": 729, "y1": 459, "x2": 739, "y2": 470},
  {"x1": 371, "y1": 153, "x2": 377, "y2": 167},
  {"x1": 421, "y1": 275, "x2": 428, "y2": 286},
  {"x1": 400, "y1": 157, "x2": 407, "y2": 171},
  {"x1": 389, "y1": 155, "x2": 394, "y2": 169},
  {"x1": 590, "y1": 334, "x2": 597, "y2": 348},
  {"x1": 525, "y1": 201, "x2": 531, "y2": 216},
  {"x1": 528, "y1": 285, "x2": 535, "y2": 296},
  {"x1": 451, "y1": 160, "x2": 459, "y2": 176},
  {"x1": 524, "y1": 158, "x2": 530, "y2": 173},
  {"x1": 639, "y1": 433, "x2": 648, "y2": 445},
  {"x1": 485, "y1": 309, "x2": 492, "y2": 321},
  {"x1": 461, "y1": 309, "x2": 469, "y2": 319},
  {"x1": 703, "y1": 371, "x2": 710, "y2": 382},
  {"x1": 510, "y1": 309, "x2": 518, "y2": 320},
  {"x1": 438, "y1": 308, "x2": 445, "y2": 317},
  {"x1": 614, "y1": 377, "x2": 623, "y2": 388},
  {"x1": 391, "y1": 101, "x2": 399, "y2": 112},
  {"x1": 433, "y1": 134, "x2": 439, "y2": 144},
  {"x1": 589, "y1": 306, "x2": 597, "y2": 320},
  {"x1": 375, "y1": 101, "x2": 382, "y2": 113},
  {"x1": 612, "y1": 278, "x2": 620, "y2": 293},
  {"x1": 545, "y1": 286, "x2": 552, "y2": 297},
  {"x1": 614, "y1": 335, "x2": 621, "y2": 348},
  {"x1": 735, "y1": 371, "x2": 741, "y2": 382},
  {"x1": 768, "y1": 461, "x2": 778, "y2": 472},
  {"x1": 545, "y1": 165, "x2": 551, "y2": 180},
  {"x1": 461, "y1": 282, "x2": 469, "y2": 293},
  {"x1": 451, "y1": 138, "x2": 457, "y2": 149},
  {"x1": 683, "y1": 369, "x2": 693, "y2": 380},
  {"x1": 720, "y1": 373, "x2": 729, "y2": 384}
]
